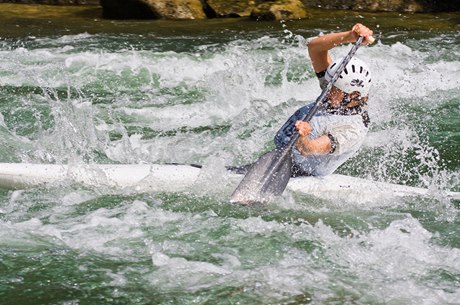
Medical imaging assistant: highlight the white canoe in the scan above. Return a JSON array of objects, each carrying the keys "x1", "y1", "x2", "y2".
[{"x1": 0, "y1": 163, "x2": 458, "y2": 202}]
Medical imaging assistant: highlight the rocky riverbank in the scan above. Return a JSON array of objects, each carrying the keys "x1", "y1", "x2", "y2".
[
  {"x1": 0, "y1": 0, "x2": 99, "y2": 4},
  {"x1": 0, "y1": 0, "x2": 458, "y2": 20}
]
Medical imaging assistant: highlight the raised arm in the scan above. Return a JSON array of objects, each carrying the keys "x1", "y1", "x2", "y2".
[{"x1": 307, "y1": 23, "x2": 374, "y2": 73}]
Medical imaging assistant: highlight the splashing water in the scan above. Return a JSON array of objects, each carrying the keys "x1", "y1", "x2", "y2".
[{"x1": 0, "y1": 11, "x2": 459, "y2": 305}]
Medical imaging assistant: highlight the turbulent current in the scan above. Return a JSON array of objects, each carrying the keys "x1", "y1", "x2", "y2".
[{"x1": 0, "y1": 6, "x2": 459, "y2": 305}]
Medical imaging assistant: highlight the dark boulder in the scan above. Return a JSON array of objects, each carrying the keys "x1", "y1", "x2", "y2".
[{"x1": 100, "y1": 0, "x2": 206, "y2": 19}]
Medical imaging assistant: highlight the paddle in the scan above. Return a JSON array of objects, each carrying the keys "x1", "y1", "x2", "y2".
[{"x1": 230, "y1": 36, "x2": 365, "y2": 204}]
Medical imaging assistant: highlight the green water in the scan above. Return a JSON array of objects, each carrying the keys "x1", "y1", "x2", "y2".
[{"x1": 0, "y1": 4, "x2": 459, "y2": 305}]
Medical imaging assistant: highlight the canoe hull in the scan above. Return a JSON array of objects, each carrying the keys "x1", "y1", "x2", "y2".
[{"x1": 0, "y1": 163, "x2": 458, "y2": 202}]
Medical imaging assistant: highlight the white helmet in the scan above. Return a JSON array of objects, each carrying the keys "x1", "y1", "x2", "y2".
[{"x1": 325, "y1": 57, "x2": 372, "y2": 96}]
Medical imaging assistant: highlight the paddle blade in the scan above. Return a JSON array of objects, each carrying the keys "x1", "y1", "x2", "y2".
[{"x1": 230, "y1": 150, "x2": 293, "y2": 204}]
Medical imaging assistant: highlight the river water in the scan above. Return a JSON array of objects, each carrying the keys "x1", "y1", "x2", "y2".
[{"x1": 0, "y1": 4, "x2": 459, "y2": 305}]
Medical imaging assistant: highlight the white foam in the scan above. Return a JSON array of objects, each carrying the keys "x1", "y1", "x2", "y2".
[
  {"x1": 309, "y1": 217, "x2": 460, "y2": 303},
  {"x1": 1, "y1": 31, "x2": 459, "y2": 304}
]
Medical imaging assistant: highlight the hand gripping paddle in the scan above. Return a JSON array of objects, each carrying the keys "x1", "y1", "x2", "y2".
[{"x1": 230, "y1": 36, "x2": 365, "y2": 204}]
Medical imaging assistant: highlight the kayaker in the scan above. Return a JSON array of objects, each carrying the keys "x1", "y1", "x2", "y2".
[{"x1": 274, "y1": 23, "x2": 374, "y2": 176}]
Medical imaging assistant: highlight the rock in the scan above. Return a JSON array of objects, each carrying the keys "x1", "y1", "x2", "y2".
[
  {"x1": 147, "y1": 0, "x2": 206, "y2": 19},
  {"x1": 5, "y1": 0, "x2": 455, "y2": 18},
  {"x1": 251, "y1": 0, "x2": 308, "y2": 21},
  {"x1": 300, "y1": 0, "x2": 460, "y2": 13},
  {"x1": 0, "y1": 0, "x2": 99, "y2": 4},
  {"x1": 100, "y1": 0, "x2": 156, "y2": 19},
  {"x1": 100, "y1": 0, "x2": 206, "y2": 19},
  {"x1": 205, "y1": 0, "x2": 256, "y2": 17},
  {"x1": 353, "y1": 0, "x2": 423, "y2": 12}
]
